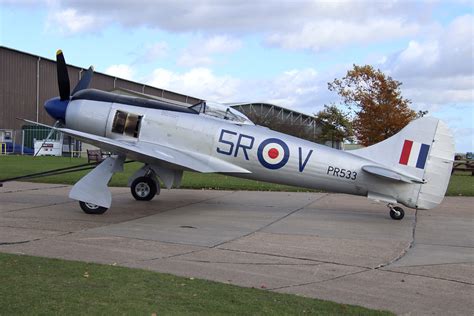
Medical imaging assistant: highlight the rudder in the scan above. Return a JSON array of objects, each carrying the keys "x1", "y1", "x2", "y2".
[{"x1": 351, "y1": 117, "x2": 454, "y2": 209}]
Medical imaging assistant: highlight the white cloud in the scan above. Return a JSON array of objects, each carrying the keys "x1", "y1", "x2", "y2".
[
  {"x1": 146, "y1": 67, "x2": 241, "y2": 102},
  {"x1": 144, "y1": 65, "x2": 337, "y2": 117},
  {"x1": 177, "y1": 35, "x2": 242, "y2": 67},
  {"x1": 130, "y1": 41, "x2": 169, "y2": 65},
  {"x1": 177, "y1": 54, "x2": 214, "y2": 67},
  {"x1": 201, "y1": 35, "x2": 242, "y2": 54},
  {"x1": 383, "y1": 14, "x2": 474, "y2": 106},
  {"x1": 105, "y1": 64, "x2": 135, "y2": 81},
  {"x1": 46, "y1": 8, "x2": 101, "y2": 34},
  {"x1": 266, "y1": 69, "x2": 320, "y2": 108},
  {"x1": 266, "y1": 18, "x2": 420, "y2": 52},
  {"x1": 141, "y1": 41, "x2": 169, "y2": 63},
  {"x1": 44, "y1": 0, "x2": 428, "y2": 51}
]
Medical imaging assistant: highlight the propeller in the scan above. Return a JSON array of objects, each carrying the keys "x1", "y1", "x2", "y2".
[
  {"x1": 45, "y1": 50, "x2": 94, "y2": 122},
  {"x1": 71, "y1": 66, "x2": 94, "y2": 95},
  {"x1": 56, "y1": 50, "x2": 71, "y2": 101},
  {"x1": 55, "y1": 49, "x2": 94, "y2": 100}
]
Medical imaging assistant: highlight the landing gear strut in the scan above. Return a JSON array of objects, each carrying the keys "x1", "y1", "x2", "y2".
[
  {"x1": 388, "y1": 204, "x2": 404, "y2": 220},
  {"x1": 131, "y1": 176, "x2": 159, "y2": 201}
]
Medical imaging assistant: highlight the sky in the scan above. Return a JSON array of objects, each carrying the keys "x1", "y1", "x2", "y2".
[{"x1": 1, "y1": 0, "x2": 473, "y2": 152}]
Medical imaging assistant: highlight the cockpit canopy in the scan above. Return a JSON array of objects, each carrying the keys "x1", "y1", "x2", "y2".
[{"x1": 190, "y1": 101, "x2": 254, "y2": 125}]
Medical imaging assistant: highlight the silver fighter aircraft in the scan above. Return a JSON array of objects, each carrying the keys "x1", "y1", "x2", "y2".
[{"x1": 25, "y1": 51, "x2": 455, "y2": 220}]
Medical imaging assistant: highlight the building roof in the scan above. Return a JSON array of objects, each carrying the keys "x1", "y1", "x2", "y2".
[
  {"x1": 228, "y1": 102, "x2": 317, "y2": 128},
  {"x1": 226, "y1": 102, "x2": 314, "y2": 120}
]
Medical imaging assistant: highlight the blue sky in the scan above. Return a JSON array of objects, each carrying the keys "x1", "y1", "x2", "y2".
[{"x1": 1, "y1": 0, "x2": 473, "y2": 152}]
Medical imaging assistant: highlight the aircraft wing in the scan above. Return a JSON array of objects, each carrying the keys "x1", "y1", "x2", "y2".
[{"x1": 21, "y1": 120, "x2": 250, "y2": 174}]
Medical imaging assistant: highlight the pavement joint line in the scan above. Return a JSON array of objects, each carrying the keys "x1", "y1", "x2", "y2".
[
  {"x1": 415, "y1": 242, "x2": 474, "y2": 249},
  {"x1": 217, "y1": 247, "x2": 372, "y2": 269},
  {"x1": 145, "y1": 248, "x2": 208, "y2": 262},
  {"x1": 0, "y1": 184, "x2": 70, "y2": 194},
  {"x1": 3, "y1": 215, "x2": 123, "y2": 225},
  {"x1": 392, "y1": 261, "x2": 474, "y2": 268},
  {"x1": 4, "y1": 200, "x2": 77, "y2": 214},
  {"x1": 0, "y1": 239, "x2": 42, "y2": 246},
  {"x1": 210, "y1": 193, "x2": 329, "y2": 249},
  {"x1": 198, "y1": 201, "x2": 279, "y2": 208},
  {"x1": 117, "y1": 247, "x2": 209, "y2": 266},
  {"x1": 244, "y1": 229, "x2": 412, "y2": 242},
  {"x1": 268, "y1": 268, "x2": 371, "y2": 291},
  {"x1": 376, "y1": 208, "x2": 418, "y2": 269},
  {"x1": 379, "y1": 268, "x2": 474, "y2": 286},
  {"x1": 0, "y1": 231, "x2": 73, "y2": 247},
  {"x1": 177, "y1": 259, "x2": 324, "y2": 266},
  {"x1": 0, "y1": 224, "x2": 76, "y2": 234}
]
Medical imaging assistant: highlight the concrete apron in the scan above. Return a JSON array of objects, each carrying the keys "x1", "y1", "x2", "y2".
[{"x1": 1, "y1": 182, "x2": 473, "y2": 315}]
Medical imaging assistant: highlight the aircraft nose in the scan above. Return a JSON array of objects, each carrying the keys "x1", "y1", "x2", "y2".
[{"x1": 44, "y1": 97, "x2": 68, "y2": 122}]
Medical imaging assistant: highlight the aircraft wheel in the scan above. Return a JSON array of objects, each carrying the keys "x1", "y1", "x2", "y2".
[
  {"x1": 131, "y1": 176, "x2": 158, "y2": 201},
  {"x1": 390, "y1": 206, "x2": 405, "y2": 220},
  {"x1": 79, "y1": 201, "x2": 108, "y2": 215}
]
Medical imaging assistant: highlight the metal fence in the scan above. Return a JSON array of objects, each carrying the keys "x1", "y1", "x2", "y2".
[{"x1": 1, "y1": 127, "x2": 83, "y2": 157}]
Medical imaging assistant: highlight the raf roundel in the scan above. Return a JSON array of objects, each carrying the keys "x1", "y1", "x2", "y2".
[{"x1": 257, "y1": 138, "x2": 290, "y2": 169}]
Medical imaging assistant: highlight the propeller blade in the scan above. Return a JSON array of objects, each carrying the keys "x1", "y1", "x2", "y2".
[
  {"x1": 56, "y1": 50, "x2": 71, "y2": 101},
  {"x1": 71, "y1": 66, "x2": 94, "y2": 96}
]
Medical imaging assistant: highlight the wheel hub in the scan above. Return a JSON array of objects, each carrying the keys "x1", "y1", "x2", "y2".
[
  {"x1": 84, "y1": 202, "x2": 99, "y2": 209},
  {"x1": 135, "y1": 182, "x2": 151, "y2": 197}
]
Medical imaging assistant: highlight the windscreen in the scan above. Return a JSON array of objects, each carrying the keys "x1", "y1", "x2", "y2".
[{"x1": 190, "y1": 101, "x2": 254, "y2": 125}]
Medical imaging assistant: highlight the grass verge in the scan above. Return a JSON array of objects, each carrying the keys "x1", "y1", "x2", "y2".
[
  {"x1": 0, "y1": 252, "x2": 392, "y2": 315},
  {"x1": 0, "y1": 155, "x2": 472, "y2": 196}
]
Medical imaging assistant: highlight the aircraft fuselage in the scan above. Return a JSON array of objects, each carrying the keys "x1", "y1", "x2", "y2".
[{"x1": 65, "y1": 97, "x2": 420, "y2": 208}]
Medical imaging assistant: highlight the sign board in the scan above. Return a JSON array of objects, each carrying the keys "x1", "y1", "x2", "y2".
[
  {"x1": 0, "y1": 129, "x2": 13, "y2": 143},
  {"x1": 34, "y1": 140, "x2": 62, "y2": 156}
]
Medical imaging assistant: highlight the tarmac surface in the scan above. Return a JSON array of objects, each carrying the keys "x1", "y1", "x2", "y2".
[{"x1": 0, "y1": 181, "x2": 472, "y2": 315}]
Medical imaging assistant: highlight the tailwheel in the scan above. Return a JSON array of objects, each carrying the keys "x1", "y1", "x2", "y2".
[
  {"x1": 388, "y1": 204, "x2": 405, "y2": 220},
  {"x1": 79, "y1": 201, "x2": 108, "y2": 214},
  {"x1": 131, "y1": 176, "x2": 158, "y2": 201}
]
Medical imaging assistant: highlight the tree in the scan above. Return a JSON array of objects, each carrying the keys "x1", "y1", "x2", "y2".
[
  {"x1": 314, "y1": 105, "x2": 353, "y2": 147},
  {"x1": 328, "y1": 65, "x2": 416, "y2": 146}
]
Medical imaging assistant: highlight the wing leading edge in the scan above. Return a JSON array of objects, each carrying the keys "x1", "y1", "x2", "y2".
[{"x1": 21, "y1": 119, "x2": 250, "y2": 174}]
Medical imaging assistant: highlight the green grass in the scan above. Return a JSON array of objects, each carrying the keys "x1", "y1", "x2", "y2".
[
  {"x1": 0, "y1": 252, "x2": 392, "y2": 315},
  {"x1": 0, "y1": 155, "x2": 472, "y2": 196},
  {"x1": 446, "y1": 171, "x2": 474, "y2": 196},
  {"x1": 0, "y1": 156, "x2": 309, "y2": 191}
]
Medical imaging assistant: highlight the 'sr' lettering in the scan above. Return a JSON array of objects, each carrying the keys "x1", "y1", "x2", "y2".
[
  {"x1": 234, "y1": 134, "x2": 254, "y2": 160},
  {"x1": 216, "y1": 129, "x2": 237, "y2": 156}
]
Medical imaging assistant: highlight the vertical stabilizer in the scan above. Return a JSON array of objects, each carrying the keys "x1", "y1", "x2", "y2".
[
  {"x1": 351, "y1": 117, "x2": 454, "y2": 209},
  {"x1": 416, "y1": 120, "x2": 455, "y2": 209}
]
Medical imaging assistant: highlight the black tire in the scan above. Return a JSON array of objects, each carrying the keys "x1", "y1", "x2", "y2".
[
  {"x1": 131, "y1": 176, "x2": 158, "y2": 201},
  {"x1": 79, "y1": 201, "x2": 108, "y2": 214},
  {"x1": 390, "y1": 206, "x2": 405, "y2": 220}
]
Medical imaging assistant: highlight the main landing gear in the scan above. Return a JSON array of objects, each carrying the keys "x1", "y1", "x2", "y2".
[
  {"x1": 131, "y1": 176, "x2": 160, "y2": 201},
  {"x1": 388, "y1": 204, "x2": 405, "y2": 220}
]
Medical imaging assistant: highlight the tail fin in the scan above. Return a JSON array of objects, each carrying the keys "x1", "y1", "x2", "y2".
[{"x1": 351, "y1": 116, "x2": 455, "y2": 209}]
